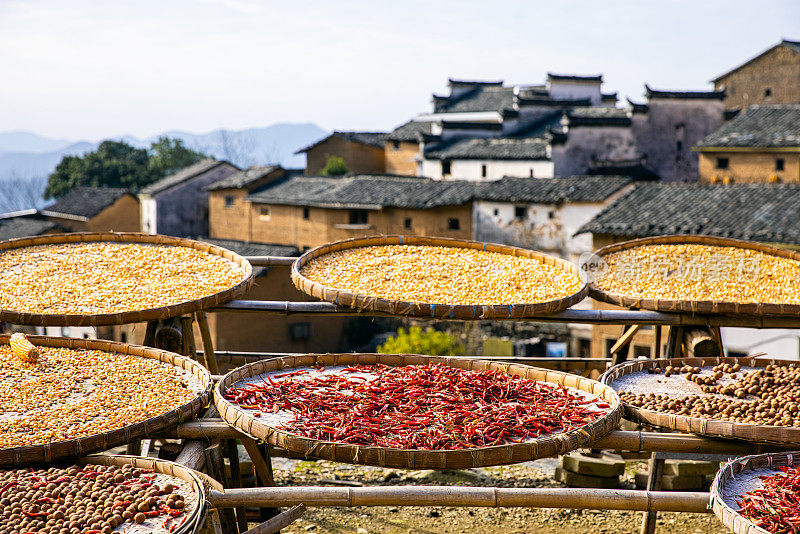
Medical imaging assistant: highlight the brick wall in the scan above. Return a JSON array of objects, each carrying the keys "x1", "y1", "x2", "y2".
[
  {"x1": 209, "y1": 190, "x2": 251, "y2": 240},
  {"x1": 698, "y1": 151, "x2": 800, "y2": 183},
  {"x1": 304, "y1": 137, "x2": 385, "y2": 175},
  {"x1": 247, "y1": 203, "x2": 473, "y2": 250},
  {"x1": 384, "y1": 141, "x2": 419, "y2": 175},
  {"x1": 714, "y1": 46, "x2": 800, "y2": 110}
]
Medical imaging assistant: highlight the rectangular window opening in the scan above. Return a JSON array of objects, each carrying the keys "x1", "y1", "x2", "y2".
[
  {"x1": 716, "y1": 157, "x2": 729, "y2": 170},
  {"x1": 514, "y1": 206, "x2": 526, "y2": 220},
  {"x1": 776, "y1": 158, "x2": 785, "y2": 171},
  {"x1": 289, "y1": 322, "x2": 312, "y2": 341},
  {"x1": 392, "y1": 140, "x2": 400, "y2": 150},
  {"x1": 303, "y1": 207, "x2": 310, "y2": 219},
  {"x1": 481, "y1": 164, "x2": 487, "y2": 178},
  {"x1": 765, "y1": 88, "x2": 772, "y2": 97},
  {"x1": 259, "y1": 206, "x2": 270, "y2": 220},
  {"x1": 447, "y1": 218, "x2": 460, "y2": 231},
  {"x1": 224, "y1": 195, "x2": 235, "y2": 207},
  {"x1": 404, "y1": 218, "x2": 412, "y2": 229},
  {"x1": 441, "y1": 160, "x2": 451, "y2": 175},
  {"x1": 349, "y1": 210, "x2": 368, "y2": 225}
]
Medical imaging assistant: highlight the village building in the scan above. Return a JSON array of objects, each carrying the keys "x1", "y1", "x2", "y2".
[
  {"x1": 295, "y1": 131, "x2": 387, "y2": 176},
  {"x1": 384, "y1": 121, "x2": 434, "y2": 176},
  {"x1": 712, "y1": 39, "x2": 800, "y2": 111},
  {"x1": 577, "y1": 182, "x2": 800, "y2": 360},
  {"x1": 0, "y1": 210, "x2": 64, "y2": 241},
  {"x1": 694, "y1": 104, "x2": 800, "y2": 183},
  {"x1": 139, "y1": 159, "x2": 239, "y2": 237},
  {"x1": 206, "y1": 165, "x2": 290, "y2": 241},
  {"x1": 40, "y1": 187, "x2": 140, "y2": 232}
]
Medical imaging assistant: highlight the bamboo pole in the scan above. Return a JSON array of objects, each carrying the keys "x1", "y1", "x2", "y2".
[
  {"x1": 209, "y1": 300, "x2": 800, "y2": 328},
  {"x1": 246, "y1": 257, "x2": 296, "y2": 267},
  {"x1": 208, "y1": 487, "x2": 710, "y2": 513},
  {"x1": 683, "y1": 328, "x2": 721, "y2": 358}
]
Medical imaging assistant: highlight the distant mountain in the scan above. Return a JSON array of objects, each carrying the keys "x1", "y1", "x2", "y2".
[
  {"x1": 0, "y1": 122, "x2": 329, "y2": 212},
  {"x1": 0, "y1": 131, "x2": 75, "y2": 153}
]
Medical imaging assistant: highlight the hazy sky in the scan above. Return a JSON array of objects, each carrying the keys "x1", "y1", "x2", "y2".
[{"x1": 1, "y1": 0, "x2": 799, "y2": 140}]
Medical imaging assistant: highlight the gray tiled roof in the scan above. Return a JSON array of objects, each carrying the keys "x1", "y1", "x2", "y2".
[
  {"x1": 577, "y1": 183, "x2": 800, "y2": 245},
  {"x1": 435, "y1": 86, "x2": 516, "y2": 113},
  {"x1": 424, "y1": 136, "x2": 549, "y2": 161},
  {"x1": 0, "y1": 216, "x2": 62, "y2": 241},
  {"x1": 476, "y1": 176, "x2": 632, "y2": 203},
  {"x1": 140, "y1": 159, "x2": 230, "y2": 195},
  {"x1": 44, "y1": 187, "x2": 131, "y2": 218},
  {"x1": 246, "y1": 174, "x2": 631, "y2": 211},
  {"x1": 246, "y1": 175, "x2": 476, "y2": 210},
  {"x1": 565, "y1": 107, "x2": 631, "y2": 127},
  {"x1": 547, "y1": 73, "x2": 603, "y2": 83},
  {"x1": 295, "y1": 131, "x2": 388, "y2": 153},
  {"x1": 387, "y1": 121, "x2": 434, "y2": 141},
  {"x1": 206, "y1": 165, "x2": 281, "y2": 190},
  {"x1": 644, "y1": 84, "x2": 725, "y2": 100},
  {"x1": 695, "y1": 105, "x2": 800, "y2": 148}
]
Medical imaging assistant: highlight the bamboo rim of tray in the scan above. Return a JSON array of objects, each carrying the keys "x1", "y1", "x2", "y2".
[
  {"x1": 710, "y1": 451, "x2": 800, "y2": 534},
  {"x1": 589, "y1": 234, "x2": 800, "y2": 316},
  {"x1": 0, "y1": 335, "x2": 212, "y2": 465},
  {"x1": 602, "y1": 356, "x2": 800, "y2": 444},
  {"x1": 290, "y1": 235, "x2": 587, "y2": 319},
  {"x1": 79, "y1": 454, "x2": 216, "y2": 534},
  {"x1": 214, "y1": 353, "x2": 621, "y2": 469},
  {"x1": 0, "y1": 232, "x2": 253, "y2": 326}
]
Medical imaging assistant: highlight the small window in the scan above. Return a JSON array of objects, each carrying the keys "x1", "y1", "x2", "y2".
[
  {"x1": 605, "y1": 338, "x2": 618, "y2": 356},
  {"x1": 548, "y1": 210, "x2": 555, "y2": 220},
  {"x1": 120, "y1": 332, "x2": 128, "y2": 343},
  {"x1": 447, "y1": 218, "x2": 460, "y2": 231},
  {"x1": 633, "y1": 345, "x2": 652, "y2": 358},
  {"x1": 764, "y1": 88, "x2": 772, "y2": 98},
  {"x1": 493, "y1": 208, "x2": 499, "y2": 216},
  {"x1": 392, "y1": 140, "x2": 400, "y2": 150},
  {"x1": 259, "y1": 206, "x2": 270, "y2": 221},
  {"x1": 404, "y1": 218, "x2": 412, "y2": 229},
  {"x1": 349, "y1": 210, "x2": 368, "y2": 225},
  {"x1": 441, "y1": 160, "x2": 451, "y2": 175},
  {"x1": 716, "y1": 157, "x2": 729, "y2": 170},
  {"x1": 676, "y1": 140, "x2": 683, "y2": 151},
  {"x1": 303, "y1": 207, "x2": 310, "y2": 220},
  {"x1": 289, "y1": 322, "x2": 311, "y2": 341},
  {"x1": 776, "y1": 158, "x2": 785, "y2": 171},
  {"x1": 224, "y1": 195, "x2": 235, "y2": 208},
  {"x1": 514, "y1": 206, "x2": 526, "y2": 219},
  {"x1": 529, "y1": 169, "x2": 534, "y2": 177},
  {"x1": 481, "y1": 164, "x2": 487, "y2": 178}
]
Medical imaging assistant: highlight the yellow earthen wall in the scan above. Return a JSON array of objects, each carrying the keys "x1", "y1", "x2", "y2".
[
  {"x1": 698, "y1": 151, "x2": 800, "y2": 183},
  {"x1": 384, "y1": 141, "x2": 419, "y2": 175},
  {"x1": 304, "y1": 137, "x2": 385, "y2": 176}
]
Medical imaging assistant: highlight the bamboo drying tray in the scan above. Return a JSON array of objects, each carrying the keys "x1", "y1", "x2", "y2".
[
  {"x1": 589, "y1": 235, "x2": 800, "y2": 316},
  {"x1": 0, "y1": 232, "x2": 253, "y2": 326},
  {"x1": 710, "y1": 451, "x2": 800, "y2": 534},
  {"x1": 603, "y1": 356, "x2": 800, "y2": 444},
  {"x1": 292, "y1": 235, "x2": 587, "y2": 319},
  {"x1": 0, "y1": 335, "x2": 212, "y2": 465},
  {"x1": 78, "y1": 454, "x2": 216, "y2": 534},
  {"x1": 214, "y1": 353, "x2": 621, "y2": 469}
]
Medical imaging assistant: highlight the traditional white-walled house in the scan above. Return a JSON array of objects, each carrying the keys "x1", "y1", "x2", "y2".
[{"x1": 139, "y1": 159, "x2": 239, "y2": 237}]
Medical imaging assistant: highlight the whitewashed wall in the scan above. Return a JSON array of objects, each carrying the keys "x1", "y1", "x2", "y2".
[
  {"x1": 140, "y1": 196, "x2": 157, "y2": 234},
  {"x1": 547, "y1": 81, "x2": 602, "y2": 105},
  {"x1": 721, "y1": 328, "x2": 800, "y2": 360},
  {"x1": 420, "y1": 159, "x2": 554, "y2": 181}
]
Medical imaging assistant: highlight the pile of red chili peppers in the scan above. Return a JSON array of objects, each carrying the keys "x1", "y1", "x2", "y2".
[
  {"x1": 224, "y1": 364, "x2": 610, "y2": 449},
  {"x1": 738, "y1": 466, "x2": 800, "y2": 533}
]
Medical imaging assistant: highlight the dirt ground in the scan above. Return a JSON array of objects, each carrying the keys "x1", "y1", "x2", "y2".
[{"x1": 269, "y1": 457, "x2": 727, "y2": 534}]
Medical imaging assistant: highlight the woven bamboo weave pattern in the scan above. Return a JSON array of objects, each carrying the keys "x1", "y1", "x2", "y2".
[
  {"x1": 214, "y1": 353, "x2": 620, "y2": 469},
  {"x1": 0, "y1": 232, "x2": 253, "y2": 326},
  {"x1": 292, "y1": 235, "x2": 587, "y2": 319},
  {"x1": 590, "y1": 235, "x2": 800, "y2": 316},
  {"x1": 603, "y1": 357, "x2": 800, "y2": 444},
  {"x1": 0, "y1": 335, "x2": 211, "y2": 465}
]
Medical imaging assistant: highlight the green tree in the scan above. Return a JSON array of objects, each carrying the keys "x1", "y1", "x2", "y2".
[
  {"x1": 320, "y1": 155, "x2": 348, "y2": 176},
  {"x1": 148, "y1": 137, "x2": 206, "y2": 176},
  {"x1": 44, "y1": 138, "x2": 207, "y2": 199},
  {"x1": 378, "y1": 326, "x2": 464, "y2": 356}
]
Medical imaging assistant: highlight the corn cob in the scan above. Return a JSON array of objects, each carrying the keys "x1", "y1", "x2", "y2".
[{"x1": 10, "y1": 332, "x2": 38, "y2": 363}]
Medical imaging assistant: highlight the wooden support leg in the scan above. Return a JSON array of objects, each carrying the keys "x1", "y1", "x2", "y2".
[
  {"x1": 242, "y1": 504, "x2": 306, "y2": 534},
  {"x1": 240, "y1": 438, "x2": 280, "y2": 521},
  {"x1": 144, "y1": 321, "x2": 157, "y2": 347},
  {"x1": 205, "y1": 443, "x2": 239, "y2": 534},
  {"x1": 226, "y1": 439, "x2": 249, "y2": 534},
  {"x1": 611, "y1": 324, "x2": 641, "y2": 366},
  {"x1": 640, "y1": 452, "x2": 666, "y2": 534},
  {"x1": 154, "y1": 318, "x2": 183, "y2": 353},
  {"x1": 196, "y1": 311, "x2": 220, "y2": 375},
  {"x1": 125, "y1": 441, "x2": 142, "y2": 456},
  {"x1": 654, "y1": 326, "x2": 662, "y2": 360}
]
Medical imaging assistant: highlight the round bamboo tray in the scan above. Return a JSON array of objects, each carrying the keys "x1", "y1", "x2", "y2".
[
  {"x1": 603, "y1": 356, "x2": 800, "y2": 444},
  {"x1": 710, "y1": 451, "x2": 800, "y2": 534},
  {"x1": 0, "y1": 232, "x2": 253, "y2": 326},
  {"x1": 290, "y1": 235, "x2": 587, "y2": 319},
  {"x1": 0, "y1": 335, "x2": 212, "y2": 465},
  {"x1": 214, "y1": 353, "x2": 621, "y2": 469},
  {"x1": 589, "y1": 235, "x2": 800, "y2": 316},
  {"x1": 78, "y1": 454, "x2": 216, "y2": 534}
]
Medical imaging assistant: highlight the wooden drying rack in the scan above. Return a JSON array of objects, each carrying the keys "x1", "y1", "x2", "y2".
[{"x1": 45, "y1": 255, "x2": 800, "y2": 534}]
